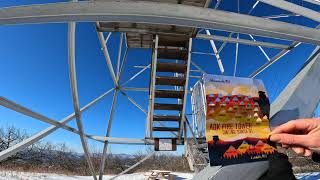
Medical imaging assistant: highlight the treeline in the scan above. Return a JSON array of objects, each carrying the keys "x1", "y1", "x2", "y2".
[
  {"x1": 0, "y1": 126, "x2": 190, "y2": 175},
  {"x1": 1, "y1": 126, "x2": 320, "y2": 176}
]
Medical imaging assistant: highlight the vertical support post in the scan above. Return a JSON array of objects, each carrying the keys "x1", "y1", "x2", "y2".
[
  {"x1": 184, "y1": 120, "x2": 188, "y2": 155},
  {"x1": 146, "y1": 35, "x2": 159, "y2": 138},
  {"x1": 179, "y1": 38, "x2": 192, "y2": 140},
  {"x1": 68, "y1": 21, "x2": 97, "y2": 180},
  {"x1": 99, "y1": 90, "x2": 119, "y2": 180}
]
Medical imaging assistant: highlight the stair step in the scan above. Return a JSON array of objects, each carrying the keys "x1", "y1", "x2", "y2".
[
  {"x1": 154, "y1": 103, "x2": 183, "y2": 111},
  {"x1": 155, "y1": 90, "x2": 184, "y2": 99},
  {"x1": 158, "y1": 35, "x2": 190, "y2": 48},
  {"x1": 153, "y1": 115, "x2": 181, "y2": 122},
  {"x1": 155, "y1": 76, "x2": 186, "y2": 86},
  {"x1": 157, "y1": 48, "x2": 188, "y2": 60},
  {"x1": 156, "y1": 62, "x2": 187, "y2": 73},
  {"x1": 153, "y1": 127, "x2": 180, "y2": 132}
]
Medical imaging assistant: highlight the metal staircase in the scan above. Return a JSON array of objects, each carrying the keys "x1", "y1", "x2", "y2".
[{"x1": 147, "y1": 35, "x2": 192, "y2": 139}]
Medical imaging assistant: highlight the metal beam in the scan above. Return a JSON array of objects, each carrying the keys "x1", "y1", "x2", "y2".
[
  {"x1": 259, "y1": 0, "x2": 320, "y2": 23},
  {"x1": 303, "y1": 0, "x2": 320, "y2": 6},
  {"x1": 96, "y1": 29, "x2": 118, "y2": 87},
  {"x1": 263, "y1": 13, "x2": 300, "y2": 19},
  {"x1": 68, "y1": 21, "x2": 97, "y2": 180},
  {"x1": 249, "y1": 42, "x2": 301, "y2": 77},
  {"x1": 217, "y1": 1, "x2": 260, "y2": 54},
  {"x1": 116, "y1": 33, "x2": 124, "y2": 82},
  {"x1": 197, "y1": 34, "x2": 289, "y2": 49},
  {"x1": 214, "y1": 0, "x2": 223, "y2": 9},
  {"x1": 119, "y1": 46, "x2": 128, "y2": 82},
  {"x1": 179, "y1": 38, "x2": 192, "y2": 139},
  {"x1": 270, "y1": 47, "x2": 320, "y2": 126},
  {"x1": 249, "y1": 24, "x2": 320, "y2": 78},
  {"x1": 0, "y1": 1, "x2": 320, "y2": 45},
  {"x1": 148, "y1": 35, "x2": 158, "y2": 138},
  {"x1": 99, "y1": 90, "x2": 119, "y2": 180},
  {"x1": 121, "y1": 64, "x2": 151, "y2": 87},
  {"x1": 0, "y1": 97, "x2": 110, "y2": 144},
  {"x1": 120, "y1": 90, "x2": 147, "y2": 114},
  {"x1": 190, "y1": 61, "x2": 207, "y2": 75},
  {"x1": 0, "y1": 88, "x2": 114, "y2": 162},
  {"x1": 248, "y1": 34, "x2": 271, "y2": 61},
  {"x1": 91, "y1": 137, "x2": 154, "y2": 145},
  {"x1": 234, "y1": 33, "x2": 239, "y2": 76},
  {"x1": 121, "y1": 87, "x2": 149, "y2": 92},
  {"x1": 205, "y1": 30, "x2": 225, "y2": 74}
]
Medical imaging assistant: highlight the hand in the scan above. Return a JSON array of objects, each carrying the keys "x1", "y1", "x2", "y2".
[{"x1": 270, "y1": 118, "x2": 320, "y2": 157}]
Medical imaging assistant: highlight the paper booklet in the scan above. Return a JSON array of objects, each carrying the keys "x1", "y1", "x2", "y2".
[{"x1": 204, "y1": 75, "x2": 276, "y2": 166}]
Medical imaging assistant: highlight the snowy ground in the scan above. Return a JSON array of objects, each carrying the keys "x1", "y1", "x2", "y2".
[
  {"x1": 0, "y1": 171, "x2": 194, "y2": 180},
  {"x1": 0, "y1": 171, "x2": 320, "y2": 180},
  {"x1": 296, "y1": 172, "x2": 320, "y2": 180}
]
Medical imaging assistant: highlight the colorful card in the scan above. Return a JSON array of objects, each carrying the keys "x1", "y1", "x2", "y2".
[{"x1": 204, "y1": 75, "x2": 276, "y2": 166}]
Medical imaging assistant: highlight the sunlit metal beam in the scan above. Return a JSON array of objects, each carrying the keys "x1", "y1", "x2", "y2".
[
  {"x1": 68, "y1": 21, "x2": 97, "y2": 180},
  {"x1": 303, "y1": 0, "x2": 320, "y2": 5},
  {"x1": 205, "y1": 30, "x2": 225, "y2": 74},
  {"x1": 0, "y1": 88, "x2": 114, "y2": 162},
  {"x1": 197, "y1": 34, "x2": 289, "y2": 49},
  {"x1": 99, "y1": 90, "x2": 119, "y2": 180},
  {"x1": 259, "y1": 0, "x2": 320, "y2": 23},
  {"x1": 0, "y1": 1, "x2": 320, "y2": 44}
]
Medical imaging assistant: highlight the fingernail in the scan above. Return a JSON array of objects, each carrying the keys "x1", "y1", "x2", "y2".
[{"x1": 270, "y1": 134, "x2": 280, "y2": 142}]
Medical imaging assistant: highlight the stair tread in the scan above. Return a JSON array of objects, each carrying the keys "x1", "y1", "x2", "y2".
[
  {"x1": 153, "y1": 127, "x2": 180, "y2": 131},
  {"x1": 158, "y1": 35, "x2": 190, "y2": 48},
  {"x1": 157, "y1": 62, "x2": 187, "y2": 73},
  {"x1": 155, "y1": 90, "x2": 184, "y2": 99},
  {"x1": 153, "y1": 115, "x2": 181, "y2": 121},
  {"x1": 157, "y1": 48, "x2": 188, "y2": 60},
  {"x1": 155, "y1": 76, "x2": 186, "y2": 86},
  {"x1": 154, "y1": 103, "x2": 183, "y2": 111}
]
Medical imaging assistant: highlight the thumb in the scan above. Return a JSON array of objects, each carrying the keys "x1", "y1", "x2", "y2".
[{"x1": 270, "y1": 133, "x2": 315, "y2": 148}]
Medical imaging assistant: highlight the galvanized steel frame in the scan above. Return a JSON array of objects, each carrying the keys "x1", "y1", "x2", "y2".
[{"x1": 0, "y1": 0, "x2": 320, "y2": 179}]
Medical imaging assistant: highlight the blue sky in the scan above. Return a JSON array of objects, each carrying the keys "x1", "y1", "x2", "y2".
[{"x1": 0, "y1": 0, "x2": 319, "y2": 154}]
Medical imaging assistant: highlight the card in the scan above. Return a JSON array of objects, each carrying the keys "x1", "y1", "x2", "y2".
[{"x1": 204, "y1": 75, "x2": 276, "y2": 166}]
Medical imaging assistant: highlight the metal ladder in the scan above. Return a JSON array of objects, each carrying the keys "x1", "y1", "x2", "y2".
[{"x1": 147, "y1": 34, "x2": 192, "y2": 139}]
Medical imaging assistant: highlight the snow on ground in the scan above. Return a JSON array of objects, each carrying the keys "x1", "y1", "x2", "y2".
[
  {"x1": 296, "y1": 172, "x2": 320, "y2": 180},
  {"x1": 0, "y1": 171, "x2": 194, "y2": 180},
  {"x1": 1, "y1": 171, "x2": 320, "y2": 180}
]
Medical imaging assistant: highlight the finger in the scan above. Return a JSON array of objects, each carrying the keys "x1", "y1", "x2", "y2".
[
  {"x1": 304, "y1": 149, "x2": 312, "y2": 157},
  {"x1": 282, "y1": 144, "x2": 289, "y2": 148},
  {"x1": 270, "y1": 134, "x2": 316, "y2": 148},
  {"x1": 292, "y1": 147, "x2": 305, "y2": 155},
  {"x1": 271, "y1": 119, "x2": 311, "y2": 134}
]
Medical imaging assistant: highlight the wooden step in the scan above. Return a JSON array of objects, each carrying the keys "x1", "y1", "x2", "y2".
[
  {"x1": 153, "y1": 115, "x2": 181, "y2": 122},
  {"x1": 154, "y1": 103, "x2": 183, "y2": 111},
  {"x1": 157, "y1": 48, "x2": 188, "y2": 60},
  {"x1": 158, "y1": 35, "x2": 190, "y2": 48},
  {"x1": 155, "y1": 90, "x2": 184, "y2": 99},
  {"x1": 155, "y1": 76, "x2": 186, "y2": 86},
  {"x1": 157, "y1": 62, "x2": 187, "y2": 73},
  {"x1": 153, "y1": 127, "x2": 180, "y2": 132}
]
